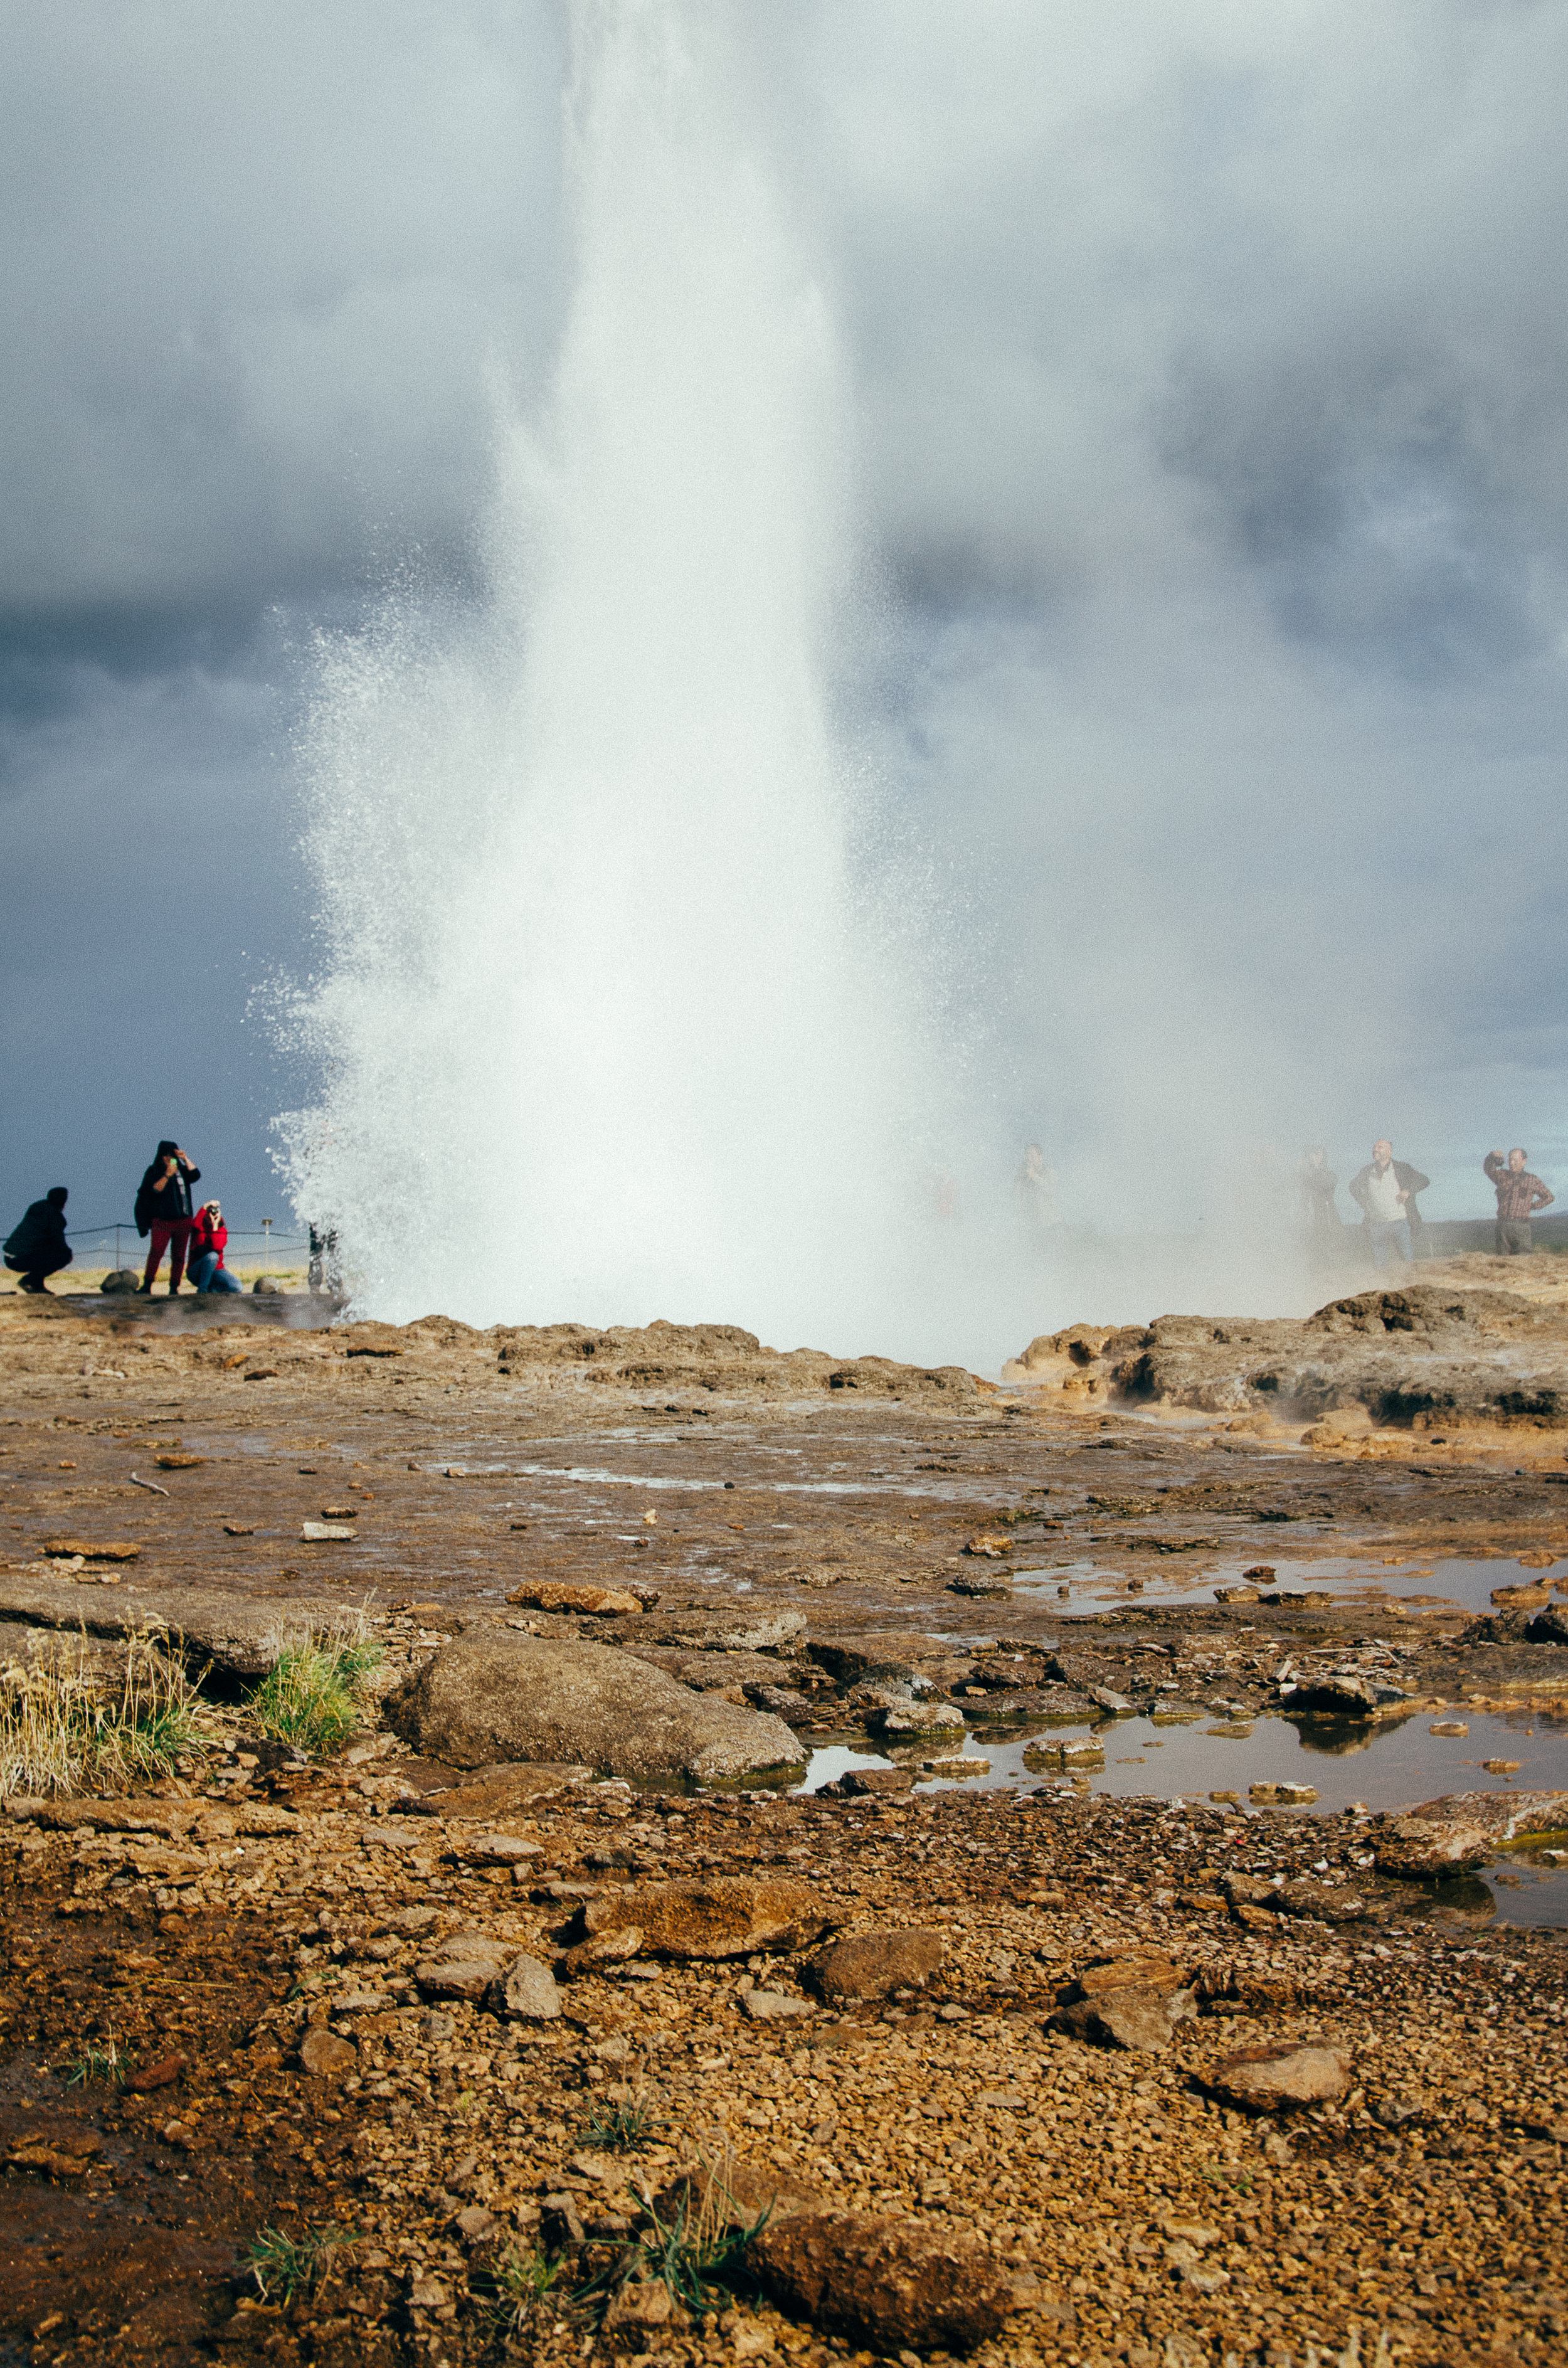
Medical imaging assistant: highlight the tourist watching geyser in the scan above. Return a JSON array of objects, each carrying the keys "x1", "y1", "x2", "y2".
[
  {"x1": 1484, "y1": 1147, "x2": 1554, "y2": 1255},
  {"x1": 189, "y1": 1199, "x2": 241, "y2": 1294},
  {"x1": 1348, "y1": 1139, "x2": 1429, "y2": 1268},
  {"x1": 1296, "y1": 1147, "x2": 1342, "y2": 1257},
  {"x1": 3, "y1": 1186, "x2": 72, "y2": 1295},
  {"x1": 134, "y1": 1140, "x2": 202, "y2": 1295}
]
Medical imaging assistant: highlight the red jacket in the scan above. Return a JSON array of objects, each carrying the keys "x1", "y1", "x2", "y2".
[{"x1": 191, "y1": 1210, "x2": 228, "y2": 1268}]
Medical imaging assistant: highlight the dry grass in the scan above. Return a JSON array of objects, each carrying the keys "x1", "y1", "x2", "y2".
[{"x1": 0, "y1": 1627, "x2": 216, "y2": 1798}]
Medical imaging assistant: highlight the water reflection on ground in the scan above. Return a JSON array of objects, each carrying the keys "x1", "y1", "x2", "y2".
[
  {"x1": 792, "y1": 1706, "x2": 1568, "y2": 1923},
  {"x1": 1011, "y1": 1554, "x2": 1568, "y2": 1619}
]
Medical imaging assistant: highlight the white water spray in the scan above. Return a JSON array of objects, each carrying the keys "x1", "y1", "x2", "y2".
[{"x1": 282, "y1": 0, "x2": 936, "y2": 1350}]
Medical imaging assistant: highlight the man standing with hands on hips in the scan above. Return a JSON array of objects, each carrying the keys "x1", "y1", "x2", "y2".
[
  {"x1": 1484, "y1": 1147, "x2": 1554, "y2": 1255},
  {"x1": 1348, "y1": 1139, "x2": 1429, "y2": 1268}
]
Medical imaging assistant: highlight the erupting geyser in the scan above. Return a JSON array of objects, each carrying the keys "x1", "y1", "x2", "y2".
[{"x1": 281, "y1": 0, "x2": 933, "y2": 1345}]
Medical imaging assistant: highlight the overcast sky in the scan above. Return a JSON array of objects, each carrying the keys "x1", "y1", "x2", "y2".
[{"x1": 4, "y1": 0, "x2": 1567, "y2": 1264}]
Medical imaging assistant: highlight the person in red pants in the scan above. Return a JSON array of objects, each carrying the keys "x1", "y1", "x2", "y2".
[{"x1": 134, "y1": 1140, "x2": 202, "y2": 1294}]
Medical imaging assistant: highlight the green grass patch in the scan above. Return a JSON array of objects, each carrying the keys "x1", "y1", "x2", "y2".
[
  {"x1": 578, "y1": 2097, "x2": 658, "y2": 2152},
  {"x1": 245, "y1": 1633, "x2": 384, "y2": 1757},
  {"x1": 240, "y1": 2223, "x2": 356, "y2": 2306},
  {"x1": 487, "y1": 2243, "x2": 565, "y2": 2339}
]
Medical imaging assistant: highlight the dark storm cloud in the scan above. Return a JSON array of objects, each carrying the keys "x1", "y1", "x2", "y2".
[
  {"x1": 3, "y1": 0, "x2": 1567, "y2": 1246},
  {"x1": 0, "y1": 0, "x2": 566, "y2": 689}
]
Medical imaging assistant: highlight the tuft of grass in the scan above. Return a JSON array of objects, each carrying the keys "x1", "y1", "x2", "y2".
[
  {"x1": 578, "y1": 2096, "x2": 657, "y2": 2152},
  {"x1": 246, "y1": 1623, "x2": 384, "y2": 1758},
  {"x1": 61, "y1": 2037, "x2": 131, "y2": 2088},
  {"x1": 487, "y1": 2243, "x2": 564, "y2": 2339},
  {"x1": 575, "y1": 2148, "x2": 769, "y2": 2325},
  {"x1": 240, "y1": 2223, "x2": 356, "y2": 2307},
  {"x1": 0, "y1": 1628, "x2": 213, "y2": 1798}
]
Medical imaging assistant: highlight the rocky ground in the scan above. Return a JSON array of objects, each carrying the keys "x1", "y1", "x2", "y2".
[{"x1": 1, "y1": 1273, "x2": 1567, "y2": 2368}]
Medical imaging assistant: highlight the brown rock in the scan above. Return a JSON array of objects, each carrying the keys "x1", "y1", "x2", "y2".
[
  {"x1": 580, "y1": 1877, "x2": 835, "y2": 1962},
  {"x1": 1060, "y1": 1987, "x2": 1195, "y2": 2052},
  {"x1": 124, "y1": 2053, "x2": 184, "y2": 2093},
  {"x1": 414, "y1": 1934, "x2": 515, "y2": 1999},
  {"x1": 493, "y1": 1954, "x2": 563, "y2": 2020},
  {"x1": 807, "y1": 1928, "x2": 946, "y2": 2003},
  {"x1": 1075, "y1": 1952, "x2": 1181, "y2": 1998},
  {"x1": 405, "y1": 1761, "x2": 593, "y2": 1818},
  {"x1": 659, "y1": 2158, "x2": 826, "y2": 2230},
  {"x1": 5, "y1": 2127, "x2": 103, "y2": 2182},
  {"x1": 1208, "y1": 2044, "x2": 1352, "y2": 2110},
  {"x1": 298, "y1": 2027, "x2": 358, "y2": 2080},
  {"x1": 1054, "y1": 1951, "x2": 1195, "y2": 2051},
  {"x1": 1374, "y1": 1815, "x2": 1491, "y2": 1877},
  {"x1": 836, "y1": 1767, "x2": 914, "y2": 1797},
  {"x1": 751, "y1": 2212, "x2": 1013, "y2": 2352},
  {"x1": 386, "y1": 1630, "x2": 804, "y2": 1782},
  {"x1": 505, "y1": 1580, "x2": 655, "y2": 1616},
  {"x1": 38, "y1": 1537, "x2": 141, "y2": 1561},
  {"x1": 603, "y1": 2280, "x2": 686, "y2": 2342}
]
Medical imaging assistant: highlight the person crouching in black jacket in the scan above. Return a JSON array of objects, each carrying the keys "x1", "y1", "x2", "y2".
[
  {"x1": 135, "y1": 1141, "x2": 201, "y2": 1295},
  {"x1": 4, "y1": 1187, "x2": 72, "y2": 1293}
]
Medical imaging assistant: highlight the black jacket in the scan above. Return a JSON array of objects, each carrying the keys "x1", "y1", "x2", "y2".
[
  {"x1": 135, "y1": 1157, "x2": 200, "y2": 1235},
  {"x1": 1347, "y1": 1159, "x2": 1429, "y2": 1227},
  {"x1": 4, "y1": 1198, "x2": 72, "y2": 1270}
]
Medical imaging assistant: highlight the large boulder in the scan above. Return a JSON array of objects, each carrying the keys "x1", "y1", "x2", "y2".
[
  {"x1": 751, "y1": 2213, "x2": 1013, "y2": 2352},
  {"x1": 1374, "y1": 1815, "x2": 1491, "y2": 1877},
  {"x1": 0, "y1": 1571, "x2": 345, "y2": 1679},
  {"x1": 386, "y1": 1630, "x2": 803, "y2": 1782}
]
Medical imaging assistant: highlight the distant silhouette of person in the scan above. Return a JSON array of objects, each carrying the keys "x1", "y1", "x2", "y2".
[
  {"x1": 189, "y1": 1200, "x2": 241, "y2": 1294},
  {"x1": 135, "y1": 1140, "x2": 201, "y2": 1295},
  {"x1": 1297, "y1": 1148, "x2": 1342, "y2": 1241},
  {"x1": 1348, "y1": 1139, "x2": 1429, "y2": 1269},
  {"x1": 4, "y1": 1186, "x2": 72, "y2": 1294},
  {"x1": 1484, "y1": 1147, "x2": 1554, "y2": 1255},
  {"x1": 1015, "y1": 1143, "x2": 1061, "y2": 1241},
  {"x1": 309, "y1": 1224, "x2": 341, "y2": 1295}
]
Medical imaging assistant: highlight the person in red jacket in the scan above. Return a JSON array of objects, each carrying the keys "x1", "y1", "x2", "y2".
[{"x1": 189, "y1": 1201, "x2": 241, "y2": 1294}]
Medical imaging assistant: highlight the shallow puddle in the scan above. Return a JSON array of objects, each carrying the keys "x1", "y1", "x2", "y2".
[
  {"x1": 1012, "y1": 1553, "x2": 1568, "y2": 1619},
  {"x1": 795, "y1": 1705, "x2": 1568, "y2": 1815}
]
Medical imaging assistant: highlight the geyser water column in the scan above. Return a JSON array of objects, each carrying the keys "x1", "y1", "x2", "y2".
[{"x1": 281, "y1": 0, "x2": 930, "y2": 1342}]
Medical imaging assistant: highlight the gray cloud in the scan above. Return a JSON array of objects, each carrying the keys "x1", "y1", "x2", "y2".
[{"x1": 4, "y1": 0, "x2": 1567, "y2": 1278}]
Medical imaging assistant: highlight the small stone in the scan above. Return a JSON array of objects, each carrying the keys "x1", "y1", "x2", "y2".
[
  {"x1": 458, "y1": 1833, "x2": 543, "y2": 1866},
  {"x1": 740, "y1": 1988, "x2": 815, "y2": 2021},
  {"x1": 124, "y1": 2054, "x2": 184, "y2": 2093},
  {"x1": 300, "y1": 1522, "x2": 356, "y2": 1542},
  {"x1": 1249, "y1": 1781, "x2": 1318, "y2": 1805},
  {"x1": 539, "y1": 2194, "x2": 586, "y2": 2248},
  {"x1": 415, "y1": 1936, "x2": 514, "y2": 1999},
  {"x1": 1481, "y1": 1759, "x2": 1522, "y2": 1773},
  {"x1": 1429, "y1": 1720, "x2": 1470, "y2": 1737},
  {"x1": 1208, "y1": 2044, "x2": 1352, "y2": 2111},
  {"x1": 299, "y1": 2027, "x2": 357, "y2": 2080},
  {"x1": 453, "y1": 2205, "x2": 495, "y2": 2239},
  {"x1": 807, "y1": 1928, "x2": 946, "y2": 2004},
  {"x1": 837, "y1": 1767, "x2": 914, "y2": 1797},
  {"x1": 1088, "y1": 1686, "x2": 1131, "y2": 1712},
  {"x1": 494, "y1": 1953, "x2": 564, "y2": 2021},
  {"x1": 603, "y1": 2281, "x2": 682, "y2": 2337}
]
